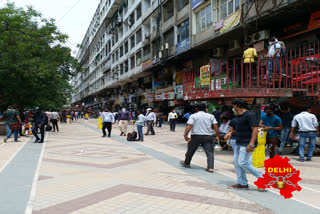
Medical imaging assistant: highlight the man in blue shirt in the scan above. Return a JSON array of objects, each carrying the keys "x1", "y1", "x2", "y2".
[{"x1": 260, "y1": 106, "x2": 283, "y2": 158}]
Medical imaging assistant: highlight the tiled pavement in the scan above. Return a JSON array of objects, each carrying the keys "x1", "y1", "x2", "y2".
[{"x1": 0, "y1": 119, "x2": 320, "y2": 214}]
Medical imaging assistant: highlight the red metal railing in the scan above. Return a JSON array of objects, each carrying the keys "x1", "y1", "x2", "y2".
[{"x1": 183, "y1": 57, "x2": 320, "y2": 101}]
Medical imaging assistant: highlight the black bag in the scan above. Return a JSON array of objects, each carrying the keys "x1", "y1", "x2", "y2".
[
  {"x1": 127, "y1": 131, "x2": 137, "y2": 141},
  {"x1": 46, "y1": 124, "x2": 52, "y2": 131}
]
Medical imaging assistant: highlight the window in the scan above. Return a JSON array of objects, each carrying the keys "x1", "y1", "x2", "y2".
[
  {"x1": 130, "y1": 35, "x2": 135, "y2": 48},
  {"x1": 163, "y1": 28, "x2": 174, "y2": 48},
  {"x1": 136, "y1": 29, "x2": 142, "y2": 44},
  {"x1": 120, "y1": 45, "x2": 123, "y2": 57},
  {"x1": 136, "y1": 4, "x2": 142, "y2": 20},
  {"x1": 163, "y1": 1, "x2": 174, "y2": 22},
  {"x1": 143, "y1": 45, "x2": 151, "y2": 61},
  {"x1": 196, "y1": 5, "x2": 212, "y2": 32},
  {"x1": 177, "y1": 19, "x2": 189, "y2": 43},
  {"x1": 219, "y1": 0, "x2": 240, "y2": 20},
  {"x1": 130, "y1": 55, "x2": 135, "y2": 69},
  {"x1": 120, "y1": 64, "x2": 124, "y2": 75},
  {"x1": 124, "y1": 60, "x2": 128, "y2": 72},
  {"x1": 136, "y1": 51, "x2": 141, "y2": 66},
  {"x1": 176, "y1": 0, "x2": 189, "y2": 12},
  {"x1": 125, "y1": 41, "x2": 129, "y2": 53}
]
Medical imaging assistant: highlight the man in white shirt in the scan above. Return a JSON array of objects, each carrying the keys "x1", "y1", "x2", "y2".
[
  {"x1": 290, "y1": 105, "x2": 319, "y2": 162},
  {"x1": 267, "y1": 37, "x2": 283, "y2": 77},
  {"x1": 145, "y1": 108, "x2": 156, "y2": 135},
  {"x1": 168, "y1": 109, "x2": 178, "y2": 132},
  {"x1": 50, "y1": 110, "x2": 59, "y2": 132},
  {"x1": 101, "y1": 108, "x2": 115, "y2": 137},
  {"x1": 180, "y1": 103, "x2": 219, "y2": 173}
]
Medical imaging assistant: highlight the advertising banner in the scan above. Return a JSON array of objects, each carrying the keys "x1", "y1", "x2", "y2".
[
  {"x1": 200, "y1": 65, "x2": 211, "y2": 86},
  {"x1": 220, "y1": 10, "x2": 241, "y2": 34}
]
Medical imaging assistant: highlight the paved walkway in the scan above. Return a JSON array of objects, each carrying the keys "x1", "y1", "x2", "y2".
[{"x1": 0, "y1": 119, "x2": 319, "y2": 214}]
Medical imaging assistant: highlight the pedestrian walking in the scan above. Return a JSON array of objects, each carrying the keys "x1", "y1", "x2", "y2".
[
  {"x1": 3, "y1": 107, "x2": 22, "y2": 143},
  {"x1": 32, "y1": 107, "x2": 47, "y2": 143},
  {"x1": 157, "y1": 111, "x2": 164, "y2": 127},
  {"x1": 101, "y1": 108, "x2": 115, "y2": 137},
  {"x1": 145, "y1": 108, "x2": 156, "y2": 135},
  {"x1": 136, "y1": 110, "x2": 145, "y2": 141},
  {"x1": 118, "y1": 107, "x2": 130, "y2": 136},
  {"x1": 224, "y1": 99, "x2": 263, "y2": 189},
  {"x1": 259, "y1": 106, "x2": 283, "y2": 158},
  {"x1": 75, "y1": 111, "x2": 79, "y2": 120},
  {"x1": 290, "y1": 105, "x2": 319, "y2": 162},
  {"x1": 278, "y1": 106, "x2": 294, "y2": 155},
  {"x1": 2, "y1": 107, "x2": 13, "y2": 137},
  {"x1": 168, "y1": 109, "x2": 178, "y2": 132},
  {"x1": 51, "y1": 110, "x2": 60, "y2": 132},
  {"x1": 227, "y1": 116, "x2": 239, "y2": 149},
  {"x1": 180, "y1": 103, "x2": 219, "y2": 173},
  {"x1": 212, "y1": 107, "x2": 221, "y2": 125}
]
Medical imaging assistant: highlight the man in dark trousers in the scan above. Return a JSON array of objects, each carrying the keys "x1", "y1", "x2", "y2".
[
  {"x1": 32, "y1": 107, "x2": 47, "y2": 143},
  {"x1": 101, "y1": 108, "x2": 115, "y2": 137},
  {"x1": 180, "y1": 103, "x2": 219, "y2": 173}
]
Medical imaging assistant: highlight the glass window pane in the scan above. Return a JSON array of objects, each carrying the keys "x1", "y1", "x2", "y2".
[
  {"x1": 221, "y1": 4, "x2": 227, "y2": 19},
  {"x1": 228, "y1": 0, "x2": 234, "y2": 15},
  {"x1": 201, "y1": 17, "x2": 206, "y2": 30},
  {"x1": 235, "y1": 0, "x2": 240, "y2": 11}
]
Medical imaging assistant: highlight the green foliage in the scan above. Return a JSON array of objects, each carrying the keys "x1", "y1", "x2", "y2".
[{"x1": 0, "y1": 3, "x2": 81, "y2": 111}]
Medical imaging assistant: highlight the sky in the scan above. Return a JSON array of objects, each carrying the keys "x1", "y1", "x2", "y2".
[{"x1": 1, "y1": 0, "x2": 100, "y2": 55}]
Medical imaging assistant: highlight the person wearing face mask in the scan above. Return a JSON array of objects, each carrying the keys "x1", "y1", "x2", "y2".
[
  {"x1": 267, "y1": 37, "x2": 284, "y2": 78},
  {"x1": 259, "y1": 106, "x2": 283, "y2": 158},
  {"x1": 32, "y1": 107, "x2": 47, "y2": 143},
  {"x1": 118, "y1": 107, "x2": 130, "y2": 136},
  {"x1": 168, "y1": 109, "x2": 178, "y2": 132},
  {"x1": 224, "y1": 99, "x2": 263, "y2": 189}
]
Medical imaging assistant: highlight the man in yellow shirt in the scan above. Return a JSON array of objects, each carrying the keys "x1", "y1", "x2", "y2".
[{"x1": 242, "y1": 44, "x2": 257, "y2": 86}]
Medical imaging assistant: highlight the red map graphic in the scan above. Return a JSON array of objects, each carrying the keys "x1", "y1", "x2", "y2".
[{"x1": 254, "y1": 155, "x2": 302, "y2": 198}]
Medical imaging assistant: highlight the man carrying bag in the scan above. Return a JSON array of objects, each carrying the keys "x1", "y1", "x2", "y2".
[{"x1": 3, "y1": 107, "x2": 22, "y2": 143}]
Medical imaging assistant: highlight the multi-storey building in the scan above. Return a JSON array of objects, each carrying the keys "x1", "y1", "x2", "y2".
[{"x1": 72, "y1": 0, "x2": 320, "y2": 116}]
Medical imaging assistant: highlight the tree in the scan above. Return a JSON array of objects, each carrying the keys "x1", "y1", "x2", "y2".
[{"x1": 0, "y1": 3, "x2": 81, "y2": 111}]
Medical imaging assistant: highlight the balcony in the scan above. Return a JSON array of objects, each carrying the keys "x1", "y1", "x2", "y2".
[{"x1": 182, "y1": 52, "x2": 320, "y2": 102}]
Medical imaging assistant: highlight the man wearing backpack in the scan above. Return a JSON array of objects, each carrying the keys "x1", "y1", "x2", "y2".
[
  {"x1": 267, "y1": 38, "x2": 285, "y2": 78},
  {"x1": 32, "y1": 107, "x2": 47, "y2": 143}
]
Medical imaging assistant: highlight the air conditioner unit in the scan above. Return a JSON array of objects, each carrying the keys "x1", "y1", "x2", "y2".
[
  {"x1": 118, "y1": 16, "x2": 123, "y2": 23},
  {"x1": 229, "y1": 40, "x2": 240, "y2": 50},
  {"x1": 249, "y1": 30, "x2": 270, "y2": 43},
  {"x1": 145, "y1": 34, "x2": 150, "y2": 39},
  {"x1": 213, "y1": 48, "x2": 224, "y2": 57}
]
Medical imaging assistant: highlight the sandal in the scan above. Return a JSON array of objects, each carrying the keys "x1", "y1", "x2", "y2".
[{"x1": 205, "y1": 168, "x2": 214, "y2": 173}]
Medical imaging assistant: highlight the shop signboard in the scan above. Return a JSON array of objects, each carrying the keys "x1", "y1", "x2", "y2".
[
  {"x1": 145, "y1": 94, "x2": 154, "y2": 103},
  {"x1": 176, "y1": 71, "x2": 183, "y2": 85},
  {"x1": 142, "y1": 59, "x2": 152, "y2": 70},
  {"x1": 200, "y1": 65, "x2": 211, "y2": 86},
  {"x1": 176, "y1": 38, "x2": 190, "y2": 54},
  {"x1": 192, "y1": 0, "x2": 203, "y2": 9},
  {"x1": 154, "y1": 94, "x2": 163, "y2": 101},
  {"x1": 162, "y1": 91, "x2": 175, "y2": 100},
  {"x1": 210, "y1": 74, "x2": 239, "y2": 90},
  {"x1": 175, "y1": 85, "x2": 183, "y2": 100}
]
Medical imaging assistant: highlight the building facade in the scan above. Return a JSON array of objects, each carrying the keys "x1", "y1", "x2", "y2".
[{"x1": 72, "y1": 0, "x2": 320, "y2": 116}]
